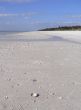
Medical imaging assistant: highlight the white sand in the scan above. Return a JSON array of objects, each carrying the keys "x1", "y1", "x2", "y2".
[{"x1": 0, "y1": 31, "x2": 81, "y2": 110}]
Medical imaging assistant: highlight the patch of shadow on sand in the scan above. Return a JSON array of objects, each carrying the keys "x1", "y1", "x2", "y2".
[
  {"x1": 47, "y1": 36, "x2": 81, "y2": 44},
  {"x1": 0, "y1": 36, "x2": 81, "y2": 44}
]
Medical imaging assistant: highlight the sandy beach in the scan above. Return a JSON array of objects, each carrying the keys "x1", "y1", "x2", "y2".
[{"x1": 0, "y1": 31, "x2": 81, "y2": 110}]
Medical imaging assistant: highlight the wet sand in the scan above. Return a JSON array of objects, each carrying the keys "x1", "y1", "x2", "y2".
[{"x1": 0, "y1": 31, "x2": 81, "y2": 110}]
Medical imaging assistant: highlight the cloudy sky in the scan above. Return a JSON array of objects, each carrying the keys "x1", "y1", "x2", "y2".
[{"x1": 0, "y1": 0, "x2": 81, "y2": 31}]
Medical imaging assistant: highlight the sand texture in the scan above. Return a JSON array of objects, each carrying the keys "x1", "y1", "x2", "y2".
[{"x1": 0, "y1": 31, "x2": 81, "y2": 110}]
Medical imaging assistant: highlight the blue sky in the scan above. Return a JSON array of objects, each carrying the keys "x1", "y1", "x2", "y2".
[{"x1": 0, "y1": 0, "x2": 81, "y2": 31}]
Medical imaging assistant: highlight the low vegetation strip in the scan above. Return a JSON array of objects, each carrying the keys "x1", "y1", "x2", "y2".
[{"x1": 39, "y1": 26, "x2": 81, "y2": 31}]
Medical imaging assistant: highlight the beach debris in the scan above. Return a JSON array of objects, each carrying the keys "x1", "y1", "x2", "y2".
[
  {"x1": 32, "y1": 79, "x2": 37, "y2": 82},
  {"x1": 58, "y1": 96, "x2": 63, "y2": 100},
  {"x1": 34, "y1": 100, "x2": 36, "y2": 103},
  {"x1": 24, "y1": 72, "x2": 27, "y2": 75},
  {"x1": 17, "y1": 83, "x2": 20, "y2": 86},
  {"x1": 49, "y1": 91, "x2": 55, "y2": 96},
  {"x1": 52, "y1": 93, "x2": 55, "y2": 96},
  {"x1": 5, "y1": 96, "x2": 8, "y2": 100},
  {"x1": 31, "y1": 93, "x2": 40, "y2": 97},
  {"x1": 8, "y1": 78, "x2": 11, "y2": 81}
]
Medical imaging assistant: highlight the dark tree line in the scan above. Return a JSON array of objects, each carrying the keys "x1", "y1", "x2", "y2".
[{"x1": 39, "y1": 26, "x2": 81, "y2": 31}]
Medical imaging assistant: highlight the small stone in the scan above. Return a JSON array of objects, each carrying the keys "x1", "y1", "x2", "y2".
[
  {"x1": 33, "y1": 79, "x2": 37, "y2": 82},
  {"x1": 34, "y1": 100, "x2": 36, "y2": 103},
  {"x1": 52, "y1": 93, "x2": 55, "y2": 95},
  {"x1": 58, "y1": 96, "x2": 63, "y2": 100},
  {"x1": 5, "y1": 96, "x2": 8, "y2": 100},
  {"x1": 8, "y1": 78, "x2": 11, "y2": 81},
  {"x1": 31, "y1": 93, "x2": 40, "y2": 97},
  {"x1": 39, "y1": 86, "x2": 41, "y2": 89},
  {"x1": 49, "y1": 91, "x2": 55, "y2": 96},
  {"x1": 24, "y1": 73, "x2": 27, "y2": 75},
  {"x1": 17, "y1": 83, "x2": 20, "y2": 86}
]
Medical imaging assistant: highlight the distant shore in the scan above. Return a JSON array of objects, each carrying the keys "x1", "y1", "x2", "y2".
[{"x1": 39, "y1": 25, "x2": 81, "y2": 31}]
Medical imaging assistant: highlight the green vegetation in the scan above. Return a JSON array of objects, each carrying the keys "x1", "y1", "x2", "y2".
[{"x1": 39, "y1": 26, "x2": 81, "y2": 31}]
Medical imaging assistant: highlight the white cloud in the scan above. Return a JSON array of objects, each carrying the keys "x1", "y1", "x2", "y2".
[
  {"x1": 0, "y1": 13, "x2": 17, "y2": 16},
  {"x1": 65, "y1": 15, "x2": 81, "y2": 18},
  {"x1": 0, "y1": 12, "x2": 36, "y2": 17},
  {"x1": 0, "y1": 0, "x2": 36, "y2": 3}
]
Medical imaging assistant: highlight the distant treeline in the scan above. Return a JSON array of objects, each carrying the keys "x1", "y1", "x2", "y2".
[{"x1": 39, "y1": 26, "x2": 81, "y2": 31}]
